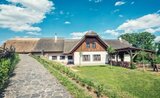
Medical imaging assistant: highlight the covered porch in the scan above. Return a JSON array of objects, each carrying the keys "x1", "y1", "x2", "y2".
[{"x1": 110, "y1": 47, "x2": 155, "y2": 68}]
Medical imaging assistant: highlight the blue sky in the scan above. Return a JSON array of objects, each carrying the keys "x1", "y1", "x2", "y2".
[{"x1": 0, "y1": 0, "x2": 160, "y2": 45}]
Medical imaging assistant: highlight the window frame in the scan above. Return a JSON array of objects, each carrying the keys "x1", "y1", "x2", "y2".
[
  {"x1": 60, "y1": 55, "x2": 65, "y2": 60},
  {"x1": 93, "y1": 54, "x2": 101, "y2": 61},
  {"x1": 86, "y1": 40, "x2": 90, "y2": 48},
  {"x1": 52, "y1": 56, "x2": 57, "y2": 60},
  {"x1": 82, "y1": 55, "x2": 90, "y2": 61},
  {"x1": 68, "y1": 56, "x2": 73, "y2": 60},
  {"x1": 92, "y1": 41, "x2": 96, "y2": 48}
]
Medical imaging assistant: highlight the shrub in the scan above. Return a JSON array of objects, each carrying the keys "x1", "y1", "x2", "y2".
[
  {"x1": 154, "y1": 56, "x2": 160, "y2": 64},
  {"x1": 130, "y1": 63, "x2": 136, "y2": 69},
  {"x1": 32, "y1": 55, "x2": 109, "y2": 97},
  {"x1": 0, "y1": 53, "x2": 19, "y2": 90},
  {"x1": 96, "y1": 84, "x2": 104, "y2": 98},
  {"x1": 32, "y1": 55, "x2": 92, "y2": 98}
]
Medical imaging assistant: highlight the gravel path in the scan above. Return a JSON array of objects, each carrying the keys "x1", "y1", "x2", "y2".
[{"x1": 2, "y1": 54, "x2": 72, "y2": 98}]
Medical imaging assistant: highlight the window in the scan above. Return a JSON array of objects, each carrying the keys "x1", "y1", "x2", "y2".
[
  {"x1": 82, "y1": 55, "x2": 90, "y2": 61},
  {"x1": 86, "y1": 40, "x2": 90, "y2": 48},
  {"x1": 68, "y1": 56, "x2": 73, "y2": 60},
  {"x1": 60, "y1": 56, "x2": 65, "y2": 60},
  {"x1": 52, "y1": 56, "x2": 57, "y2": 60},
  {"x1": 92, "y1": 41, "x2": 96, "y2": 48},
  {"x1": 93, "y1": 54, "x2": 101, "y2": 61}
]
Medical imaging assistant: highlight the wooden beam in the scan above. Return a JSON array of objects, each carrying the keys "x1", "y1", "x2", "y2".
[{"x1": 116, "y1": 52, "x2": 119, "y2": 64}]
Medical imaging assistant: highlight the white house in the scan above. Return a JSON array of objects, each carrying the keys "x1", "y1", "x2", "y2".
[{"x1": 5, "y1": 31, "x2": 153, "y2": 66}]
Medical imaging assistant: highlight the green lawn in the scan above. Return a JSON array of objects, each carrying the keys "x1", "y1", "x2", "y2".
[{"x1": 74, "y1": 65, "x2": 160, "y2": 98}]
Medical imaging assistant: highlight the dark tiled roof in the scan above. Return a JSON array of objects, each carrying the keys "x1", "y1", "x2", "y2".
[
  {"x1": 4, "y1": 32, "x2": 134, "y2": 53},
  {"x1": 63, "y1": 39, "x2": 80, "y2": 53},
  {"x1": 33, "y1": 38, "x2": 64, "y2": 52},
  {"x1": 104, "y1": 40, "x2": 133, "y2": 49},
  {"x1": 4, "y1": 38, "x2": 133, "y2": 53}
]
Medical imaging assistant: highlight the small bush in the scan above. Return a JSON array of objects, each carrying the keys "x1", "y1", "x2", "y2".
[
  {"x1": 96, "y1": 84, "x2": 104, "y2": 98},
  {"x1": 154, "y1": 56, "x2": 160, "y2": 64},
  {"x1": 32, "y1": 55, "x2": 92, "y2": 98},
  {"x1": 130, "y1": 63, "x2": 136, "y2": 69},
  {"x1": 0, "y1": 53, "x2": 19, "y2": 90}
]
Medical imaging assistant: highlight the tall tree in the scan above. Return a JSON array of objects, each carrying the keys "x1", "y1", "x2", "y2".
[
  {"x1": 107, "y1": 46, "x2": 115, "y2": 67},
  {"x1": 119, "y1": 32, "x2": 155, "y2": 50},
  {"x1": 137, "y1": 50, "x2": 148, "y2": 71}
]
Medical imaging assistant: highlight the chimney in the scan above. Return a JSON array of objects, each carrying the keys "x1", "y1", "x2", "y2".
[
  {"x1": 3, "y1": 43, "x2": 6, "y2": 49},
  {"x1": 54, "y1": 33, "x2": 57, "y2": 43},
  {"x1": 118, "y1": 37, "x2": 123, "y2": 42}
]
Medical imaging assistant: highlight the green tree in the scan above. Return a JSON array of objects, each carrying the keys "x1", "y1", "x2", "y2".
[
  {"x1": 155, "y1": 42, "x2": 160, "y2": 56},
  {"x1": 107, "y1": 46, "x2": 115, "y2": 67},
  {"x1": 137, "y1": 50, "x2": 148, "y2": 71},
  {"x1": 120, "y1": 32, "x2": 155, "y2": 50},
  {"x1": 119, "y1": 33, "x2": 138, "y2": 47}
]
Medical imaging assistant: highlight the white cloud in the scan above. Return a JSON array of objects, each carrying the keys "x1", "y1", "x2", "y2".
[
  {"x1": 104, "y1": 13, "x2": 160, "y2": 36},
  {"x1": 113, "y1": 9, "x2": 120, "y2": 13},
  {"x1": 157, "y1": 10, "x2": 160, "y2": 13},
  {"x1": 64, "y1": 21, "x2": 71, "y2": 24},
  {"x1": 144, "y1": 28, "x2": 155, "y2": 33},
  {"x1": 60, "y1": 10, "x2": 64, "y2": 15},
  {"x1": 26, "y1": 32, "x2": 41, "y2": 35},
  {"x1": 0, "y1": 0, "x2": 54, "y2": 32},
  {"x1": 155, "y1": 36, "x2": 160, "y2": 42},
  {"x1": 71, "y1": 31, "x2": 90, "y2": 39},
  {"x1": 119, "y1": 15, "x2": 123, "y2": 18},
  {"x1": 115, "y1": 1, "x2": 126, "y2": 6},
  {"x1": 145, "y1": 27, "x2": 160, "y2": 33},
  {"x1": 89, "y1": 0, "x2": 103, "y2": 3},
  {"x1": 95, "y1": 0, "x2": 103, "y2": 3},
  {"x1": 131, "y1": 1, "x2": 135, "y2": 5},
  {"x1": 105, "y1": 30, "x2": 119, "y2": 36},
  {"x1": 117, "y1": 13, "x2": 160, "y2": 33}
]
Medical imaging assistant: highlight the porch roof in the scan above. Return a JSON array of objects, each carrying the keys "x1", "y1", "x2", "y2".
[{"x1": 116, "y1": 47, "x2": 155, "y2": 53}]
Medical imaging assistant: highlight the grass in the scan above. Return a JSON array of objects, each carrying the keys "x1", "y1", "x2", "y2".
[
  {"x1": 33, "y1": 56, "x2": 92, "y2": 98},
  {"x1": 74, "y1": 65, "x2": 160, "y2": 98}
]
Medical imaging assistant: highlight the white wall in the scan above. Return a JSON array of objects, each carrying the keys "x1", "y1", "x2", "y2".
[
  {"x1": 74, "y1": 51, "x2": 108, "y2": 65},
  {"x1": 124, "y1": 54, "x2": 130, "y2": 62},
  {"x1": 46, "y1": 53, "x2": 68, "y2": 64},
  {"x1": 34, "y1": 52, "x2": 130, "y2": 65},
  {"x1": 111, "y1": 54, "x2": 130, "y2": 62},
  {"x1": 111, "y1": 55, "x2": 121, "y2": 61}
]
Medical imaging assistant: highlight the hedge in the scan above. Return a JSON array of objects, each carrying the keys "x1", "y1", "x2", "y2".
[
  {"x1": 0, "y1": 53, "x2": 19, "y2": 90},
  {"x1": 32, "y1": 55, "x2": 108, "y2": 98}
]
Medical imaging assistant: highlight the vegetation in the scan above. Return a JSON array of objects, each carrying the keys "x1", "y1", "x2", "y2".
[
  {"x1": 32, "y1": 55, "x2": 93, "y2": 98},
  {"x1": 137, "y1": 50, "x2": 148, "y2": 70},
  {"x1": 155, "y1": 42, "x2": 160, "y2": 56},
  {"x1": 107, "y1": 46, "x2": 115, "y2": 67},
  {"x1": 75, "y1": 65, "x2": 160, "y2": 98},
  {"x1": 0, "y1": 53, "x2": 19, "y2": 90},
  {"x1": 154, "y1": 56, "x2": 160, "y2": 64},
  {"x1": 119, "y1": 32, "x2": 155, "y2": 50}
]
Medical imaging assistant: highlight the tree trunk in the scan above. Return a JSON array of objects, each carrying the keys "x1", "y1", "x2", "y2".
[{"x1": 142, "y1": 56, "x2": 145, "y2": 71}]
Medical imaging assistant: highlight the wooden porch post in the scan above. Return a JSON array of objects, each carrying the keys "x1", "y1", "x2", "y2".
[
  {"x1": 3, "y1": 43, "x2": 6, "y2": 50},
  {"x1": 116, "y1": 52, "x2": 118, "y2": 65},
  {"x1": 127, "y1": 50, "x2": 138, "y2": 67},
  {"x1": 127, "y1": 50, "x2": 133, "y2": 67}
]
